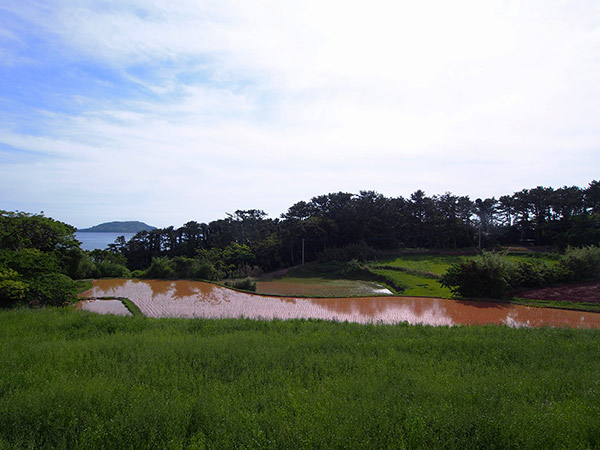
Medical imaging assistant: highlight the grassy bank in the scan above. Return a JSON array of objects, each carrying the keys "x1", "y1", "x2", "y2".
[
  {"x1": 266, "y1": 262, "x2": 405, "y2": 295},
  {"x1": 1, "y1": 308, "x2": 600, "y2": 449}
]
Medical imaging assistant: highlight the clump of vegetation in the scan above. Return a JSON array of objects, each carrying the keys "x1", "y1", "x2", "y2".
[
  {"x1": 223, "y1": 277, "x2": 257, "y2": 292},
  {"x1": 440, "y1": 252, "x2": 515, "y2": 298},
  {"x1": 0, "y1": 268, "x2": 28, "y2": 306},
  {"x1": 142, "y1": 256, "x2": 176, "y2": 279},
  {"x1": 0, "y1": 211, "x2": 82, "y2": 307},
  {"x1": 513, "y1": 261, "x2": 550, "y2": 288},
  {"x1": 557, "y1": 245, "x2": 600, "y2": 281},
  {"x1": 441, "y1": 246, "x2": 600, "y2": 299},
  {"x1": 133, "y1": 256, "x2": 216, "y2": 280}
]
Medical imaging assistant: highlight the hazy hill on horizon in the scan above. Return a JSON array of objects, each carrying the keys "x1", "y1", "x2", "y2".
[{"x1": 77, "y1": 221, "x2": 156, "y2": 233}]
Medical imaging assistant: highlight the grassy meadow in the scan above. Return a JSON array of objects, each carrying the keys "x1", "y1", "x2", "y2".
[{"x1": 1, "y1": 307, "x2": 600, "y2": 449}]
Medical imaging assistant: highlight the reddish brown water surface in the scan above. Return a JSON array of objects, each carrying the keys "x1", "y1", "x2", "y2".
[{"x1": 80, "y1": 279, "x2": 600, "y2": 328}]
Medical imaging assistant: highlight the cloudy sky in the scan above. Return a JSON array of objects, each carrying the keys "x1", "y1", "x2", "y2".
[{"x1": 1, "y1": 0, "x2": 599, "y2": 228}]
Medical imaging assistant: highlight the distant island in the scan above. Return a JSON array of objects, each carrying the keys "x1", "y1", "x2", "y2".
[{"x1": 77, "y1": 221, "x2": 157, "y2": 233}]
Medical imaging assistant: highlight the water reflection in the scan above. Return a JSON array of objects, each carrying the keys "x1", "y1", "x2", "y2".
[
  {"x1": 79, "y1": 299, "x2": 132, "y2": 316},
  {"x1": 79, "y1": 279, "x2": 600, "y2": 328}
]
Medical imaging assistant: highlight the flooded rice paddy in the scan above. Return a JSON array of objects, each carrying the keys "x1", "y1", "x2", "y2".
[
  {"x1": 80, "y1": 279, "x2": 600, "y2": 328},
  {"x1": 78, "y1": 298, "x2": 132, "y2": 316}
]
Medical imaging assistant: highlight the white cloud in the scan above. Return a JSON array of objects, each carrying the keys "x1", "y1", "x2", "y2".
[{"x1": 1, "y1": 0, "x2": 600, "y2": 226}]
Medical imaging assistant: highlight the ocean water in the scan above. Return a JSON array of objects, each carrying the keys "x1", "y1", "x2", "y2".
[{"x1": 75, "y1": 232, "x2": 136, "y2": 251}]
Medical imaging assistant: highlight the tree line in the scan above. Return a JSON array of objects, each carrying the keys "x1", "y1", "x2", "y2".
[{"x1": 108, "y1": 181, "x2": 600, "y2": 275}]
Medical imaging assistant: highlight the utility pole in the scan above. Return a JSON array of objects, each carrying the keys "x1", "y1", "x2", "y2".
[
  {"x1": 478, "y1": 222, "x2": 482, "y2": 251},
  {"x1": 302, "y1": 238, "x2": 305, "y2": 266}
]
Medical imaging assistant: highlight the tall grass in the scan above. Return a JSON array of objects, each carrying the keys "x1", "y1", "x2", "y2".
[
  {"x1": 223, "y1": 277, "x2": 257, "y2": 292},
  {"x1": 1, "y1": 308, "x2": 600, "y2": 449}
]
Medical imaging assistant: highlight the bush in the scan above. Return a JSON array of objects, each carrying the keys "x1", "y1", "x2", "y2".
[
  {"x1": 27, "y1": 273, "x2": 78, "y2": 306},
  {"x1": 172, "y1": 257, "x2": 215, "y2": 280},
  {"x1": 0, "y1": 268, "x2": 28, "y2": 307},
  {"x1": 441, "y1": 247, "x2": 600, "y2": 299},
  {"x1": 440, "y1": 253, "x2": 514, "y2": 298},
  {"x1": 223, "y1": 278, "x2": 257, "y2": 292},
  {"x1": 556, "y1": 246, "x2": 600, "y2": 281},
  {"x1": 172, "y1": 256, "x2": 196, "y2": 279},
  {"x1": 95, "y1": 261, "x2": 131, "y2": 278},
  {"x1": 0, "y1": 248, "x2": 60, "y2": 276},
  {"x1": 514, "y1": 261, "x2": 548, "y2": 288},
  {"x1": 143, "y1": 257, "x2": 175, "y2": 279},
  {"x1": 74, "y1": 252, "x2": 98, "y2": 279},
  {"x1": 194, "y1": 262, "x2": 215, "y2": 280}
]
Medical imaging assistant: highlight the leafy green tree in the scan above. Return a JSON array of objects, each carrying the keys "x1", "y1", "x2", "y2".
[
  {"x1": 252, "y1": 234, "x2": 283, "y2": 271},
  {"x1": 27, "y1": 273, "x2": 78, "y2": 306},
  {"x1": 144, "y1": 257, "x2": 175, "y2": 279},
  {"x1": 0, "y1": 268, "x2": 28, "y2": 307},
  {"x1": 0, "y1": 248, "x2": 60, "y2": 275},
  {"x1": 585, "y1": 180, "x2": 600, "y2": 214},
  {"x1": 0, "y1": 210, "x2": 79, "y2": 252},
  {"x1": 222, "y1": 243, "x2": 255, "y2": 267}
]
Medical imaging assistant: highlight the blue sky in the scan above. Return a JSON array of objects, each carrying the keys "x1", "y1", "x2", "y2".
[{"x1": 1, "y1": 0, "x2": 600, "y2": 228}]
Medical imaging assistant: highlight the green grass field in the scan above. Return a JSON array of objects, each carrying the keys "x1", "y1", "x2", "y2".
[
  {"x1": 1, "y1": 307, "x2": 600, "y2": 449},
  {"x1": 367, "y1": 268, "x2": 452, "y2": 297},
  {"x1": 375, "y1": 254, "x2": 464, "y2": 276}
]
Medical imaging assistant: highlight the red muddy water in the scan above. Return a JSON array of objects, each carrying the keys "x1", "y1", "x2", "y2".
[{"x1": 80, "y1": 279, "x2": 600, "y2": 328}]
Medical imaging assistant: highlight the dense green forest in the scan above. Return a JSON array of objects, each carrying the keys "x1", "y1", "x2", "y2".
[
  {"x1": 106, "y1": 181, "x2": 600, "y2": 277},
  {"x1": 1, "y1": 180, "x2": 599, "y2": 306}
]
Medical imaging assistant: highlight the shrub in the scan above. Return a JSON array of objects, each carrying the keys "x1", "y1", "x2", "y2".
[
  {"x1": 193, "y1": 262, "x2": 215, "y2": 280},
  {"x1": 95, "y1": 261, "x2": 131, "y2": 278},
  {"x1": 172, "y1": 257, "x2": 215, "y2": 280},
  {"x1": 441, "y1": 247, "x2": 600, "y2": 299},
  {"x1": 27, "y1": 273, "x2": 78, "y2": 306},
  {"x1": 557, "y1": 246, "x2": 600, "y2": 281},
  {"x1": 0, "y1": 268, "x2": 28, "y2": 307},
  {"x1": 74, "y1": 252, "x2": 99, "y2": 279},
  {"x1": 223, "y1": 278, "x2": 257, "y2": 292},
  {"x1": 143, "y1": 257, "x2": 175, "y2": 279},
  {"x1": 440, "y1": 253, "x2": 514, "y2": 298},
  {"x1": 514, "y1": 261, "x2": 548, "y2": 288},
  {"x1": 0, "y1": 248, "x2": 60, "y2": 276},
  {"x1": 172, "y1": 256, "x2": 196, "y2": 279}
]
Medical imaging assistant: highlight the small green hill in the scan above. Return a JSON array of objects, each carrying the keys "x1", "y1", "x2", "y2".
[{"x1": 77, "y1": 221, "x2": 156, "y2": 233}]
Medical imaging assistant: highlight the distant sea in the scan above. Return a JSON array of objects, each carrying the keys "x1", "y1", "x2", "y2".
[{"x1": 75, "y1": 232, "x2": 137, "y2": 251}]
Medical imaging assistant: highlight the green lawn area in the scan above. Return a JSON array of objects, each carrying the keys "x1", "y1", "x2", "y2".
[
  {"x1": 1, "y1": 307, "x2": 599, "y2": 449},
  {"x1": 255, "y1": 277, "x2": 392, "y2": 297},
  {"x1": 375, "y1": 254, "x2": 464, "y2": 276},
  {"x1": 368, "y1": 268, "x2": 453, "y2": 298},
  {"x1": 368, "y1": 254, "x2": 460, "y2": 297}
]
